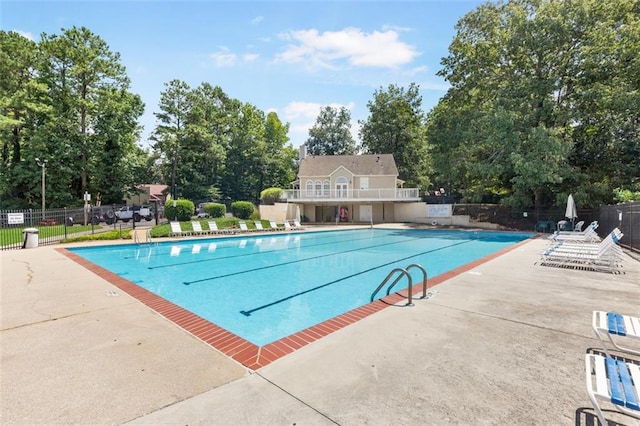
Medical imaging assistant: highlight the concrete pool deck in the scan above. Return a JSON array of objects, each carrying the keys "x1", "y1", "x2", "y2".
[{"x1": 1, "y1": 225, "x2": 639, "y2": 425}]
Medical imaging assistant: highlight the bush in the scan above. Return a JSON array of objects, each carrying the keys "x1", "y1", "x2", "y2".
[
  {"x1": 205, "y1": 202, "x2": 226, "y2": 218},
  {"x1": 231, "y1": 201, "x2": 256, "y2": 219},
  {"x1": 164, "y1": 199, "x2": 195, "y2": 221},
  {"x1": 260, "y1": 187, "x2": 282, "y2": 205}
]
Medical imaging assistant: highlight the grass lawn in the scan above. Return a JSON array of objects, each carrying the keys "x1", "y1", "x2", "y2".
[{"x1": 1, "y1": 224, "x2": 102, "y2": 246}]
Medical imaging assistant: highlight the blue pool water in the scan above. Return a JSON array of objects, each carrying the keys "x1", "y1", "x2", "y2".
[{"x1": 70, "y1": 228, "x2": 532, "y2": 346}]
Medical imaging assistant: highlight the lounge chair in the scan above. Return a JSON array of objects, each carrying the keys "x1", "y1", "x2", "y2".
[
  {"x1": 585, "y1": 353, "x2": 640, "y2": 425},
  {"x1": 592, "y1": 311, "x2": 640, "y2": 357},
  {"x1": 543, "y1": 229, "x2": 623, "y2": 259},
  {"x1": 539, "y1": 229, "x2": 624, "y2": 273},
  {"x1": 292, "y1": 220, "x2": 305, "y2": 230},
  {"x1": 254, "y1": 220, "x2": 266, "y2": 231},
  {"x1": 169, "y1": 221, "x2": 189, "y2": 237},
  {"x1": 268, "y1": 220, "x2": 284, "y2": 231},
  {"x1": 283, "y1": 221, "x2": 292, "y2": 230},
  {"x1": 543, "y1": 228, "x2": 622, "y2": 254},
  {"x1": 191, "y1": 221, "x2": 206, "y2": 236},
  {"x1": 549, "y1": 221, "x2": 599, "y2": 242},
  {"x1": 207, "y1": 221, "x2": 220, "y2": 234},
  {"x1": 238, "y1": 221, "x2": 253, "y2": 232}
]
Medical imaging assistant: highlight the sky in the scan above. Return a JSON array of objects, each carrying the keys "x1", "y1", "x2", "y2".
[{"x1": 2, "y1": 0, "x2": 485, "y2": 149}]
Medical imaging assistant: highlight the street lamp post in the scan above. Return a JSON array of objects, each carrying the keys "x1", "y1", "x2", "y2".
[{"x1": 35, "y1": 158, "x2": 47, "y2": 219}]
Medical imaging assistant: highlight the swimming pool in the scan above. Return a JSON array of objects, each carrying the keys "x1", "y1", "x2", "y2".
[{"x1": 68, "y1": 228, "x2": 532, "y2": 347}]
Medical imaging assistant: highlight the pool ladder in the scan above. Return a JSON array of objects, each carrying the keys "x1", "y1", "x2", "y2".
[
  {"x1": 134, "y1": 229, "x2": 152, "y2": 245},
  {"x1": 370, "y1": 264, "x2": 428, "y2": 306}
]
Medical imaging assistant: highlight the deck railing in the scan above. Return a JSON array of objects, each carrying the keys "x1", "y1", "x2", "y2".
[{"x1": 282, "y1": 188, "x2": 421, "y2": 201}]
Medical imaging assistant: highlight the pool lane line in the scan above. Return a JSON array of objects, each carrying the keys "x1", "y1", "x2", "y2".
[
  {"x1": 238, "y1": 238, "x2": 477, "y2": 316},
  {"x1": 149, "y1": 231, "x2": 399, "y2": 270},
  {"x1": 181, "y1": 234, "x2": 460, "y2": 285}
]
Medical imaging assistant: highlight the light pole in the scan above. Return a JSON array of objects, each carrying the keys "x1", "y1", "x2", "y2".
[{"x1": 35, "y1": 157, "x2": 47, "y2": 219}]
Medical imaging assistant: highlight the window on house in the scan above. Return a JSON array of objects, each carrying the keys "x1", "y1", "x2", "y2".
[
  {"x1": 315, "y1": 180, "x2": 322, "y2": 196},
  {"x1": 360, "y1": 177, "x2": 369, "y2": 190},
  {"x1": 336, "y1": 176, "x2": 348, "y2": 198},
  {"x1": 323, "y1": 180, "x2": 330, "y2": 196},
  {"x1": 306, "y1": 180, "x2": 313, "y2": 197}
]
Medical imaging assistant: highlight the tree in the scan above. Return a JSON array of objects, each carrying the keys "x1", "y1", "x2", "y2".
[
  {"x1": 0, "y1": 27, "x2": 144, "y2": 208},
  {"x1": 38, "y1": 26, "x2": 133, "y2": 201},
  {"x1": 304, "y1": 106, "x2": 356, "y2": 156},
  {"x1": 91, "y1": 88, "x2": 145, "y2": 203},
  {"x1": 262, "y1": 111, "x2": 297, "y2": 189},
  {"x1": 359, "y1": 83, "x2": 430, "y2": 189},
  {"x1": 221, "y1": 102, "x2": 266, "y2": 202},
  {"x1": 150, "y1": 79, "x2": 191, "y2": 200},
  {"x1": 179, "y1": 83, "x2": 232, "y2": 201},
  {"x1": 0, "y1": 31, "x2": 50, "y2": 208},
  {"x1": 429, "y1": 0, "x2": 640, "y2": 210}
]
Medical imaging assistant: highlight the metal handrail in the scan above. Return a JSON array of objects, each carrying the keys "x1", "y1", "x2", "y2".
[
  {"x1": 370, "y1": 263, "x2": 428, "y2": 307},
  {"x1": 402, "y1": 264, "x2": 428, "y2": 300},
  {"x1": 371, "y1": 267, "x2": 414, "y2": 306},
  {"x1": 134, "y1": 229, "x2": 152, "y2": 245}
]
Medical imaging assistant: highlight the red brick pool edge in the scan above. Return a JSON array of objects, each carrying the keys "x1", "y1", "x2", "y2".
[{"x1": 57, "y1": 237, "x2": 534, "y2": 370}]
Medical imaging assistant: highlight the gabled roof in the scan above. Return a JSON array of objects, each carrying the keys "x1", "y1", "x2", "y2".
[
  {"x1": 298, "y1": 154, "x2": 398, "y2": 177},
  {"x1": 137, "y1": 184, "x2": 169, "y2": 202}
]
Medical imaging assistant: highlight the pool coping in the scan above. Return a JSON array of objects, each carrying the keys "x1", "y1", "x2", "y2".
[{"x1": 58, "y1": 234, "x2": 536, "y2": 370}]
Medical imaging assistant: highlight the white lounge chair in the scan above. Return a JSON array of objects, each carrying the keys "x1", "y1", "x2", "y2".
[
  {"x1": 283, "y1": 221, "x2": 292, "y2": 230},
  {"x1": 592, "y1": 311, "x2": 640, "y2": 357},
  {"x1": 539, "y1": 229, "x2": 624, "y2": 272},
  {"x1": 585, "y1": 353, "x2": 640, "y2": 425},
  {"x1": 191, "y1": 221, "x2": 206, "y2": 236},
  {"x1": 268, "y1": 220, "x2": 284, "y2": 231},
  {"x1": 207, "y1": 221, "x2": 220, "y2": 234},
  {"x1": 549, "y1": 221, "x2": 599, "y2": 242},
  {"x1": 292, "y1": 220, "x2": 305, "y2": 230},
  {"x1": 254, "y1": 220, "x2": 266, "y2": 231},
  {"x1": 543, "y1": 229, "x2": 624, "y2": 259},
  {"x1": 238, "y1": 221, "x2": 253, "y2": 232},
  {"x1": 169, "y1": 221, "x2": 189, "y2": 237}
]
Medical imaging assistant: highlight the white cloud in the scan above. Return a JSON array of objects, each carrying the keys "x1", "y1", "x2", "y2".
[
  {"x1": 251, "y1": 16, "x2": 264, "y2": 24},
  {"x1": 418, "y1": 80, "x2": 450, "y2": 91},
  {"x1": 275, "y1": 27, "x2": 419, "y2": 70},
  {"x1": 14, "y1": 30, "x2": 34, "y2": 41},
  {"x1": 210, "y1": 47, "x2": 237, "y2": 67},
  {"x1": 405, "y1": 65, "x2": 428, "y2": 76},
  {"x1": 381, "y1": 24, "x2": 411, "y2": 33},
  {"x1": 281, "y1": 101, "x2": 360, "y2": 145},
  {"x1": 243, "y1": 53, "x2": 260, "y2": 62}
]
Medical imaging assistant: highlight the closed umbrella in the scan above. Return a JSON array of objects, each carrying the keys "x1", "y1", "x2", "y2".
[{"x1": 565, "y1": 194, "x2": 577, "y2": 228}]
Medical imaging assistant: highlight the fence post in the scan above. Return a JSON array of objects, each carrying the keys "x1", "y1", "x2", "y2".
[{"x1": 64, "y1": 207, "x2": 68, "y2": 239}]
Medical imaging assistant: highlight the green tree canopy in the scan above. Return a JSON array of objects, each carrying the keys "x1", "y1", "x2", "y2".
[
  {"x1": 304, "y1": 106, "x2": 356, "y2": 156},
  {"x1": 428, "y1": 0, "x2": 640, "y2": 210},
  {"x1": 359, "y1": 83, "x2": 430, "y2": 189},
  {"x1": 0, "y1": 27, "x2": 144, "y2": 208}
]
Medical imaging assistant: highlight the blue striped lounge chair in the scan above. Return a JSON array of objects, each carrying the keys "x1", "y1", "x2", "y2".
[
  {"x1": 592, "y1": 311, "x2": 640, "y2": 357},
  {"x1": 585, "y1": 353, "x2": 640, "y2": 424}
]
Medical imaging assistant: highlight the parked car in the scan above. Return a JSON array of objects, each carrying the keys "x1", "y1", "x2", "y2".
[
  {"x1": 114, "y1": 205, "x2": 153, "y2": 223},
  {"x1": 66, "y1": 207, "x2": 116, "y2": 226}
]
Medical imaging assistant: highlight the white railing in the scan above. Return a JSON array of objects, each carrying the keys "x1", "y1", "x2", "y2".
[{"x1": 281, "y1": 188, "x2": 421, "y2": 201}]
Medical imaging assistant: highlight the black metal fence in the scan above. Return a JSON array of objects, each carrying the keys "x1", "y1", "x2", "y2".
[
  {"x1": 3, "y1": 201, "x2": 638, "y2": 252},
  {"x1": 596, "y1": 201, "x2": 640, "y2": 252},
  {"x1": 0, "y1": 205, "x2": 162, "y2": 250}
]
